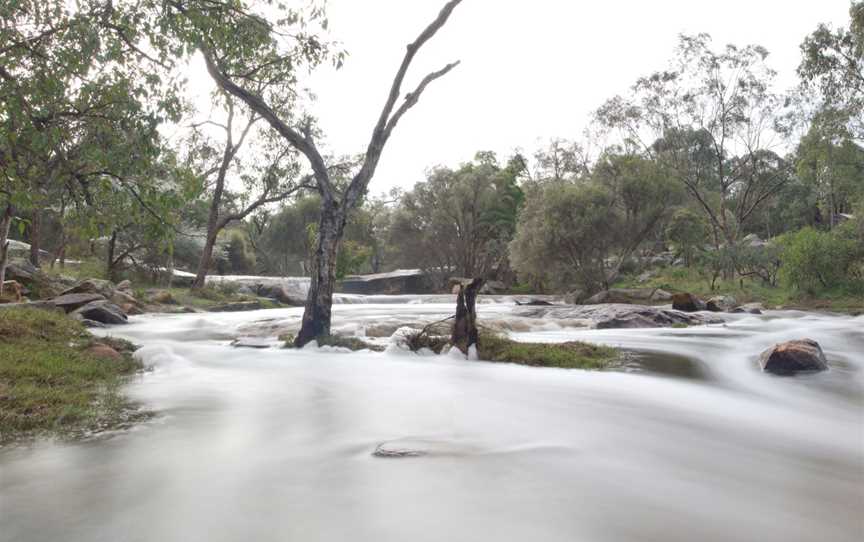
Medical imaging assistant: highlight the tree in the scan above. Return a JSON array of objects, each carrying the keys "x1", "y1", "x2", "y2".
[
  {"x1": 597, "y1": 34, "x2": 788, "y2": 251},
  {"x1": 665, "y1": 208, "x2": 709, "y2": 267},
  {"x1": 0, "y1": 0, "x2": 184, "y2": 289},
  {"x1": 388, "y1": 152, "x2": 524, "y2": 283},
  {"x1": 799, "y1": 1, "x2": 864, "y2": 140},
  {"x1": 166, "y1": 0, "x2": 465, "y2": 345},
  {"x1": 188, "y1": 93, "x2": 311, "y2": 289}
]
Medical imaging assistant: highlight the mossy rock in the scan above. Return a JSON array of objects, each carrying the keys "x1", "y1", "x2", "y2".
[{"x1": 477, "y1": 332, "x2": 617, "y2": 370}]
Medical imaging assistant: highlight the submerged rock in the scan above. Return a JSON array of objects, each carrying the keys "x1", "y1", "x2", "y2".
[
  {"x1": 759, "y1": 339, "x2": 828, "y2": 375},
  {"x1": 209, "y1": 301, "x2": 262, "y2": 312},
  {"x1": 514, "y1": 303, "x2": 721, "y2": 329},
  {"x1": 731, "y1": 303, "x2": 763, "y2": 315},
  {"x1": 230, "y1": 337, "x2": 272, "y2": 349}
]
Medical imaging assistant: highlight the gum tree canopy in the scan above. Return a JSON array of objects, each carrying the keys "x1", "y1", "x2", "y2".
[{"x1": 162, "y1": 0, "x2": 465, "y2": 346}]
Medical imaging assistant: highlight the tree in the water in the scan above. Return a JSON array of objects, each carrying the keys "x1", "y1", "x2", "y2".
[{"x1": 168, "y1": 0, "x2": 465, "y2": 345}]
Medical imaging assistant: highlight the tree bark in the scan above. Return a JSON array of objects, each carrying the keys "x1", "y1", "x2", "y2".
[
  {"x1": 294, "y1": 204, "x2": 346, "y2": 346},
  {"x1": 28, "y1": 207, "x2": 41, "y2": 267},
  {"x1": 0, "y1": 204, "x2": 15, "y2": 296},
  {"x1": 106, "y1": 229, "x2": 117, "y2": 281},
  {"x1": 451, "y1": 277, "x2": 484, "y2": 355}
]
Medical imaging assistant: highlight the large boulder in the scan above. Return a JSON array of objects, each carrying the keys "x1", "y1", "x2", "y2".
[
  {"x1": 51, "y1": 292, "x2": 106, "y2": 313},
  {"x1": 706, "y1": 295, "x2": 737, "y2": 312},
  {"x1": 759, "y1": 339, "x2": 828, "y2": 375},
  {"x1": 145, "y1": 289, "x2": 176, "y2": 305},
  {"x1": 672, "y1": 292, "x2": 706, "y2": 312},
  {"x1": 340, "y1": 269, "x2": 434, "y2": 295},
  {"x1": 61, "y1": 278, "x2": 115, "y2": 297},
  {"x1": 258, "y1": 284, "x2": 304, "y2": 306},
  {"x1": 514, "y1": 303, "x2": 722, "y2": 329},
  {"x1": 72, "y1": 300, "x2": 128, "y2": 325},
  {"x1": 116, "y1": 279, "x2": 132, "y2": 292},
  {"x1": 584, "y1": 288, "x2": 672, "y2": 305}
]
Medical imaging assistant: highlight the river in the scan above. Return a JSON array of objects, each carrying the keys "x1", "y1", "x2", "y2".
[{"x1": 1, "y1": 296, "x2": 862, "y2": 542}]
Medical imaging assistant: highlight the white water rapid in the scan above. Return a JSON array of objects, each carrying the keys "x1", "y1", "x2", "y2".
[{"x1": 1, "y1": 296, "x2": 862, "y2": 542}]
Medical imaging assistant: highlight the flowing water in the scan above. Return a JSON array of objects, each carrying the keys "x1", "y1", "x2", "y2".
[{"x1": 1, "y1": 296, "x2": 862, "y2": 542}]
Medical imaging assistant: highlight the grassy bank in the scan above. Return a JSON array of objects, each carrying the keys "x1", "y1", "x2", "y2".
[
  {"x1": 478, "y1": 332, "x2": 618, "y2": 369},
  {"x1": 0, "y1": 308, "x2": 145, "y2": 444},
  {"x1": 614, "y1": 268, "x2": 864, "y2": 312}
]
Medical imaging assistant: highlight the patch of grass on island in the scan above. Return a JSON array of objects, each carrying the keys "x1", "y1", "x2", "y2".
[
  {"x1": 477, "y1": 332, "x2": 618, "y2": 370},
  {"x1": 0, "y1": 308, "x2": 144, "y2": 444}
]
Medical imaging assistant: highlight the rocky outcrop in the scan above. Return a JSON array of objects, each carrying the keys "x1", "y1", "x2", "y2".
[
  {"x1": 72, "y1": 300, "x2": 128, "y2": 325},
  {"x1": 514, "y1": 303, "x2": 722, "y2": 329},
  {"x1": 60, "y1": 278, "x2": 115, "y2": 297},
  {"x1": 672, "y1": 292, "x2": 706, "y2": 312},
  {"x1": 584, "y1": 288, "x2": 672, "y2": 305},
  {"x1": 340, "y1": 269, "x2": 434, "y2": 295},
  {"x1": 257, "y1": 284, "x2": 304, "y2": 306},
  {"x1": 759, "y1": 339, "x2": 828, "y2": 375},
  {"x1": 51, "y1": 293, "x2": 106, "y2": 313},
  {"x1": 706, "y1": 295, "x2": 737, "y2": 312},
  {"x1": 731, "y1": 303, "x2": 763, "y2": 315}
]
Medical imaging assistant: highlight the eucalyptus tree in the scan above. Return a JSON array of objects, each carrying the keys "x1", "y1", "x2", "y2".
[
  {"x1": 187, "y1": 93, "x2": 313, "y2": 289},
  {"x1": 0, "y1": 0, "x2": 185, "y2": 290},
  {"x1": 799, "y1": 1, "x2": 864, "y2": 140},
  {"x1": 596, "y1": 34, "x2": 788, "y2": 249},
  {"x1": 161, "y1": 0, "x2": 465, "y2": 345}
]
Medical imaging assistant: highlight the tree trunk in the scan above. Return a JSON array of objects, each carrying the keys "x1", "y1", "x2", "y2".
[
  {"x1": 451, "y1": 277, "x2": 484, "y2": 355},
  {"x1": 193, "y1": 228, "x2": 220, "y2": 289},
  {"x1": 106, "y1": 230, "x2": 117, "y2": 282},
  {"x1": 29, "y1": 207, "x2": 41, "y2": 267},
  {"x1": 0, "y1": 204, "x2": 14, "y2": 296},
  {"x1": 295, "y1": 205, "x2": 345, "y2": 347}
]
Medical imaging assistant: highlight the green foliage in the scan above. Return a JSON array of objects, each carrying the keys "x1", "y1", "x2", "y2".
[
  {"x1": 0, "y1": 308, "x2": 143, "y2": 442},
  {"x1": 666, "y1": 209, "x2": 709, "y2": 266},
  {"x1": 778, "y1": 227, "x2": 862, "y2": 293},
  {"x1": 477, "y1": 332, "x2": 618, "y2": 370}
]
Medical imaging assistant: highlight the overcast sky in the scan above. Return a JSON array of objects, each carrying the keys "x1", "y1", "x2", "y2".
[{"x1": 190, "y1": 0, "x2": 852, "y2": 194}]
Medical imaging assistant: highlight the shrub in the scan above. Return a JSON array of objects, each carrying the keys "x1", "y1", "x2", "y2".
[{"x1": 778, "y1": 227, "x2": 860, "y2": 292}]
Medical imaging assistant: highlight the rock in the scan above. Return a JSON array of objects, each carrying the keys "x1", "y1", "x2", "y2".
[
  {"x1": 230, "y1": 337, "x2": 272, "y2": 349},
  {"x1": 563, "y1": 290, "x2": 585, "y2": 304},
  {"x1": 585, "y1": 288, "x2": 669, "y2": 305},
  {"x1": 672, "y1": 292, "x2": 706, "y2": 312},
  {"x1": 515, "y1": 298, "x2": 554, "y2": 306},
  {"x1": 110, "y1": 289, "x2": 141, "y2": 307},
  {"x1": 79, "y1": 319, "x2": 106, "y2": 328},
  {"x1": 84, "y1": 344, "x2": 122, "y2": 361},
  {"x1": 0, "y1": 280, "x2": 24, "y2": 302},
  {"x1": 259, "y1": 285, "x2": 304, "y2": 306},
  {"x1": 50, "y1": 292, "x2": 106, "y2": 313},
  {"x1": 208, "y1": 301, "x2": 262, "y2": 312},
  {"x1": 706, "y1": 295, "x2": 737, "y2": 312},
  {"x1": 72, "y1": 300, "x2": 128, "y2": 325},
  {"x1": 731, "y1": 303, "x2": 763, "y2": 315},
  {"x1": 60, "y1": 278, "x2": 115, "y2": 297},
  {"x1": 120, "y1": 303, "x2": 144, "y2": 316},
  {"x1": 116, "y1": 279, "x2": 132, "y2": 291},
  {"x1": 650, "y1": 289, "x2": 673, "y2": 302},
  {"x1": 372, "y1": 442, "x2": 427, "y2": 458},
  {"x1": 5, "y1": 261, "x2": 37, "y2": 282},
  {"x1": 340, "y1": 269, "x2": 435, "y2": 295},
  {"x1": 514, "y1": 303, "x2": 722, "y2": 329},
  {"x1": 584, "y1": 291, "x2": 609, "y2": 304},
  {"x1": 146, "y1": 289, "x2": 176, "y2": 305},
  {"x1": 759, "y1": 339, "x2": 828, "y2": 375}
]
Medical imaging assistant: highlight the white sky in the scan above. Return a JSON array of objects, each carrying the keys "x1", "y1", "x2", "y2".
[{"x1": 188, "y1": 0, "x2": 852, "y2": 194}]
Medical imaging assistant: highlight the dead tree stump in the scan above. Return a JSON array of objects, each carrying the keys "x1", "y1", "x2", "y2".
[{"x1": 451, "y1": 277, "x2": 484, "y2": 355}]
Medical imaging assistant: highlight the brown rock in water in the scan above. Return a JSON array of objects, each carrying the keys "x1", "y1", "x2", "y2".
[
  {"x1": 706, "y1": 295, "x2": 737, "y2": 312},
  {"x1": 672, "y1": 292, "x2": 706, "y2": 312},
  {"x1": 84, "y1": 344, "x2": 122, "y2": 361},
  {"x1": 759, "y1": 339, "x2": 828, "y2": 375}
]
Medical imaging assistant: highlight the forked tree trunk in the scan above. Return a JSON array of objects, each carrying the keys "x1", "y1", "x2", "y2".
[
  {"x1": 295, "y1": 205, "x2": 346, "y2": 346},
  {"x1": 451, "y1": 277, "x2": 484, "y2": 355},
  {"x1": 0, "y1": 204, "x2": 15, "y2": 296}
]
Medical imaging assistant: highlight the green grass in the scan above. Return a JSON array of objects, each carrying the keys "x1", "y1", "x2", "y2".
[
  {"x1": 0, "y1": 308, "x2": 144, "y2": 444},
  {"x1": 614, "y1": 267, "x2": 864, "y2": 312},
  {"x1": 477, "y1": 332, "x2": 618, "y2": 370}
]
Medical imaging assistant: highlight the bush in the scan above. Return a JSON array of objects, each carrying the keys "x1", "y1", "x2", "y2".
[{"x1": 778, "y1": 227, "x2": 860, "y2": 292}]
